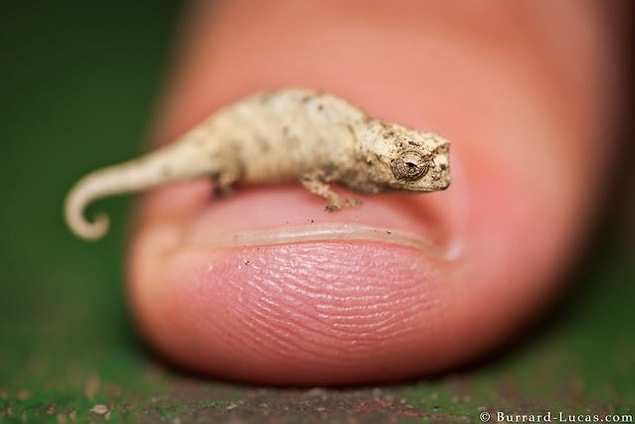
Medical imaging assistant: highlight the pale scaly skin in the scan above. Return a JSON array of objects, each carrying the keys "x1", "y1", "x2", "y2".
[{"x1": 64, "y1": 88, "x2": 451, "y2": 240}]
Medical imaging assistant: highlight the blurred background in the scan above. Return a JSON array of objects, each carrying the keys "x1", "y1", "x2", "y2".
[{"x1": 0, "y1": 2, "x2": 633, "y2": 422}]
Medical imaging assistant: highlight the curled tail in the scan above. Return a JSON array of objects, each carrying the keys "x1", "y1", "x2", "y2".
[
  {"x1": 65, "y1": 135, "x2": 222, "y2": 240},
  {"x1": 64, "y1": 161, "x2": 146, "y2": 240},
  {"x1": 65, "y1": 174, "x2": 112, "y2": 240}
]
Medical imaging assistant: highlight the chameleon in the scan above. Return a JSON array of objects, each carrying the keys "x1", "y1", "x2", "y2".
[{"x1": 64, "y1": 88, "x2": 451, "y2": 240}]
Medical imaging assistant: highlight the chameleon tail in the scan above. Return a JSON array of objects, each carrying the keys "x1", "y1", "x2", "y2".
[
  {"x1": 64, "y1": 162, "x2": 133, "y2": 241},
  {"x1": 64, "y1": 137, "x2": 220, "y2": 240}
]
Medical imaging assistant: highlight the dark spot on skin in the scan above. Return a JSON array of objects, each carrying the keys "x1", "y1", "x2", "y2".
[
  {"x1": 321, "y1": 163, "x2": 339, "y2": 182},
  {"x1": 408, "y1": 140, "x2": 418, "y2": 146},
  {"x1": 317, "y1": 103, "x2": 324, "y2": 111},
  {"x1": 282, "y1": 126, "x2": 302, "y2": 147},
  {"x1": 283, "y1": 127, "x2": 301, "y2": 148},
  {"x1": 301, "y1": 95, "x2": 311, "y2": 103},
  {"x1": 345, "y1": 123, "x2": 359, "y2": 144},
  {"x1": 364, "y1": 153, "x2": 377, "y2": 167}
]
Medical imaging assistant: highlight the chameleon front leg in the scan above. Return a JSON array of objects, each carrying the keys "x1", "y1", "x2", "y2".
[{"x1": 300, "y1": 170, "x2": 362, "y2": 212}]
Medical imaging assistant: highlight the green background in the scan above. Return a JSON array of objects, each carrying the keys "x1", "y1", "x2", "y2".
[{"x1": 1, "y1": 3, "x2": 633, "y2": 423}]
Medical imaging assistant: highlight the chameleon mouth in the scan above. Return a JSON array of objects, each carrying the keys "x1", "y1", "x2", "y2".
[{"x1": 183, "y1": 222, "x2": 462, "y2": 261}]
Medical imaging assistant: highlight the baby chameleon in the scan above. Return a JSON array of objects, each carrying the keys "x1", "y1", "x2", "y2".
[{"x1": 65, "y1": 88, "x2": 451, "y2": 240}]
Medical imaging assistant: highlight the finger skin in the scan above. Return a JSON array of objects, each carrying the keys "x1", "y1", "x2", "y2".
[{"x1": 128, "y1": 1, "x2": 618, "y2": 385}]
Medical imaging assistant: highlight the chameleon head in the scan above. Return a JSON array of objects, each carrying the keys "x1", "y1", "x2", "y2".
[{"x1": 364, "y1": 123, "x2": 451, "y2": 192}]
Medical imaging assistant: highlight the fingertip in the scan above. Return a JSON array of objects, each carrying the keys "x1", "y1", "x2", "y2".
[{"x1": 129, "y1": 229, "x2": 462, "y2": 384}]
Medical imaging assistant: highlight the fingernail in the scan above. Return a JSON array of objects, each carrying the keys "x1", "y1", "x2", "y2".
[{"x1": 183, "y1": 222, "x2": 463, "y2": 261}]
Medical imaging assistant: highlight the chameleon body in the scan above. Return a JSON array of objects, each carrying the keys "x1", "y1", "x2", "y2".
[{"x1": 65, "y1": 88, "x2": 451, "y2": 240}]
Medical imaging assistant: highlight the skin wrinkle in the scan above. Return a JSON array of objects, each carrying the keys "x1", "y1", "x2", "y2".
[
  {"x1": 235, "y1": 256, "x2": 343, "y2": 354},
  {"x1": 238, "y1": 307, "x2": 321, "y2": 364},
  {"x1": 247, "y1": 244, "x2": 430, "y2": 341},
  {"x1": 160, "y1": 242, "x2": 446, "y2": 375},
  {"x1": 252, "y1": 268, "x2": 426, "y2": 340}
]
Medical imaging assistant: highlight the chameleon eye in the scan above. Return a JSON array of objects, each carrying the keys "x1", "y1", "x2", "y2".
[{"x1": 390, "y1": 150, "x2": 429, "y2": 181}]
